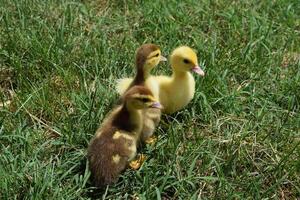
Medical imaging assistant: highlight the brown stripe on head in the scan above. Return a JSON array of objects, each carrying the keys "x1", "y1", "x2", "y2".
[
  {"x1": 135, "y1": 44, "x2": 160, "y2": 70},
  {"x1": 131, "y1": 44, "x2": 160, "y2": 86}
]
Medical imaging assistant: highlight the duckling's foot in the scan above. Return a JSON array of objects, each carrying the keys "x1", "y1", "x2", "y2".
[
  {"x1": 145, "y1": 135, "x2": 157, "y2": 144},
  {"x1": 129, "y1": 154, "x2": 146, "y2": 170}
]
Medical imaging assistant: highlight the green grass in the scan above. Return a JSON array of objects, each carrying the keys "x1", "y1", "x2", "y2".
[{"x1": 1, "y1": 0, "x2": 299, "y2": 199}]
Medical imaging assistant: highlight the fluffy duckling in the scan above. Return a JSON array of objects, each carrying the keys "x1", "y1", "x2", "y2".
[
  {"x1": 154, "y1": 46, "x2": 205, "y2": 114},
  {"x1": 87, "y1": 86, "x2": 162, "y2": 187},
  {"x1": 116, "y1": 43, "x2": 167, "y2": 99},
  {"x1": 116, "y1": 44, "x2": 166, "y2": 142}
]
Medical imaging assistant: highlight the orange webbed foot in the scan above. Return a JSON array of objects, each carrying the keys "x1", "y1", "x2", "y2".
[
  {"x1": 129, "y1": 154, "x2": 146, "y2": 170},
  {"x1": 144, "y1": 135, "x2": 157, "y2": 144}
]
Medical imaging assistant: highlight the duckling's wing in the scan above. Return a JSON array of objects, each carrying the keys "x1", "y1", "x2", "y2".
[
  {"x1": 153, "y1": 75, "x2": 170, "y2": 85},
  {"x1": 116, "y1": 78, "x2": 133, "y2": 95}
]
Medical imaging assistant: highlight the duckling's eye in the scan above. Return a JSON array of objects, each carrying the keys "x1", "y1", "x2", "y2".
[
  {"x1": 183, "y1": 59, "x2": 190, "y2": 64},
  {"x1": 155, "y1": 53, "x2": 159, "y2": 57},
  {"x1": 140, "y1": 98, "x2": 149, "y2": 102}
]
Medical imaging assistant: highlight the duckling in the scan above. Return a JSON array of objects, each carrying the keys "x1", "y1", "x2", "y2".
[
  {"x1": 116, "y1": 43, "x2": 167, "y2": 99},
  {"x1": 87, "y1": 86, "x2": 162, "y2": 187},
  {"x1": 154, "y1": 46, "x2": 205, "y2": 114},
  {"x1": 116, "y1": 44, "x2": 166, "y2": 143}
]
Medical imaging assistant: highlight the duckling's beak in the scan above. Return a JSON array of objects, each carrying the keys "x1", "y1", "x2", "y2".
[
  {"x1": 191, "y1": 65, "x2": 205, "y2": 76},
  {"x1": 150, "y1": 102, "x2": 163, "y2": 109},
  {"x1": 160, "y1": 56, "x2": 167, "y2": 62}
]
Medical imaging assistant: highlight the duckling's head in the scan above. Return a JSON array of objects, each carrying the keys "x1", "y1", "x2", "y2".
[
  {"x1": 123, "y1": 86, "x2": 162, "y2": 110},
  {"x1": 170, "y1": 46, "x2": 205, "y2": 76},
  {"x1": 135, "y1": 44, "x2": 167, "y2": 73}
]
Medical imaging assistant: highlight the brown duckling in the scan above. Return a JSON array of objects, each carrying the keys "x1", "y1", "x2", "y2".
[
  {"x1": 87, "y1": 86, "x2": 162, "y2": 187},
  {"x1": 116, "y1": 44, "x2": 166, "y2": 143},
  {"x1": 116, "y1": 43, "x2": 167, "y2": 99}
]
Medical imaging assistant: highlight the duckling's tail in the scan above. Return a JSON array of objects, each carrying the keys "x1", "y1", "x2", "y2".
[{"x1": 116, "y1": 78, "x2": 133, "y2": 95}]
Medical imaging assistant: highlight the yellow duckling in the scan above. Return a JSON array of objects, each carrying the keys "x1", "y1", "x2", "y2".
[
  {"x1": 88, "y1": 86, "x2": 162, "y2": 187},
  {"x1": 116, "y1": 44, "x2": 166, "y2": 143},
  {"x1": 154, "y1": 46, "x2": 205, "y2": 114}
]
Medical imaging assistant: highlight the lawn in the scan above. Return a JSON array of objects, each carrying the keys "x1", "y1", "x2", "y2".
[{"x1": 0, "y1": 0, "x2": 299, "y2": 199}]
